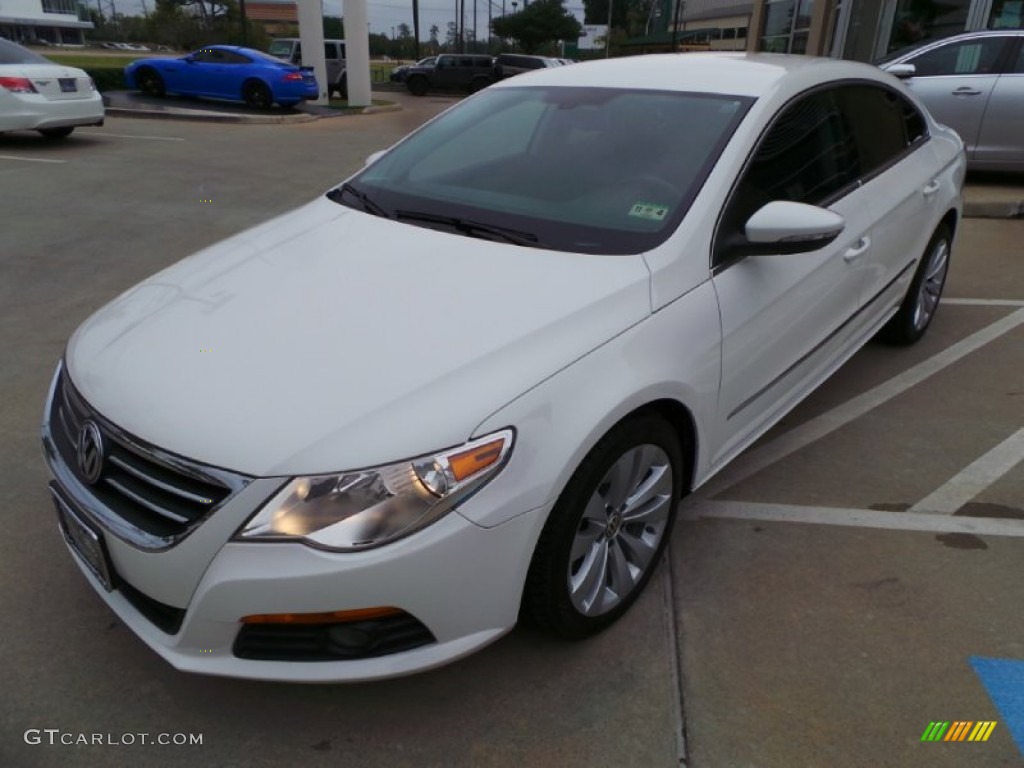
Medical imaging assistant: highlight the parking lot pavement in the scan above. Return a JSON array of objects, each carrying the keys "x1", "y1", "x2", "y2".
[
  {"x1": 677, "y1": 218, "x2": 1024, "y2": 767},
  {"x1": 1, "y1": 116, "x2": 1022, "y2": 768}
]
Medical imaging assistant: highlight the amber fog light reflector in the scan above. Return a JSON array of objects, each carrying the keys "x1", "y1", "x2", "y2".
[{"x1": 240, "y1": 606, "x2": 403, "y2": 625}]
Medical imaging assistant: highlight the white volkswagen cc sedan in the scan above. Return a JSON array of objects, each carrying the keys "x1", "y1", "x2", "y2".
[
  {"x1": 42, "y1": 54, "x2": 964, "y2": 682},
  {"x1": 0, "y1": 38, "x2": 104, "y2": 139}
]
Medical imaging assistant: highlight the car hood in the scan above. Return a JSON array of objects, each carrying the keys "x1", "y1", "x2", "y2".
[{"x1": 66, "y1": 198, "x2": 652, "y2": 477}]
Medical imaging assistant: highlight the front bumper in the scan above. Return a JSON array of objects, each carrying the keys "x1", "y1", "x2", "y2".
[
  {"x1": 42, "y1": 365, "x2": 548, "y2": 681},
  {"x1": 57, "y1": 508, "x2": 546, "y2": 681}
]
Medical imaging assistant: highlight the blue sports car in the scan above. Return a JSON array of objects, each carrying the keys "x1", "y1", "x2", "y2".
[{"x1": 124, "y1": 45, "x2": 318, "y2": 109}]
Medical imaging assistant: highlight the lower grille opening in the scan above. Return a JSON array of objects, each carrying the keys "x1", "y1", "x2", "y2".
[
  {"x1": 233, "y1": 612, "x2": 436, "y2": 661},
  {"x1": 118, "y1": 580, "x2": 186, "y2": 636}
]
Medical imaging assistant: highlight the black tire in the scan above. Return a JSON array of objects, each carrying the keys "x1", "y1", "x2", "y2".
[
  {"x1": 136, "y1": 67, "x2": 165, "y2": 97},
  {"x1": 407, "y1": 76, "x2": 428, "y2": 97},
  {"x1": 38, "y1": 126, "x2": 74, "y2": 139},
  {"x1": 877, "y1": 222, "x2": 952, "y2": 346},
  {"x1": 521, "y1": 414, "x2": 684, "y2": 639},
  {"x1": 242, "y1": 80, "x2": 273, "y2": 110}
]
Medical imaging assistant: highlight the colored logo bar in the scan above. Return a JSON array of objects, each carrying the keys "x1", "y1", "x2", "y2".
[{"x1": 921, "y1": 721, "x2": 997, "y2": 742}]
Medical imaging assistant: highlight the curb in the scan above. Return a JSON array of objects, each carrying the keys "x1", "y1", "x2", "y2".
[
  {"x1": 104, "y1": 107, "x2": 318, "y2": 124},
  {"x1": 963, "y1": 200, "x2": 1024, "y2": 219}
]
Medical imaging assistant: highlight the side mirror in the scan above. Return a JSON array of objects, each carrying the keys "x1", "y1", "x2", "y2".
[
  {"x1": 886, "y1": 63, "x2": 916, "y2": 79},
  {"x1": 742, "y1": 201, "x2": 845, "y2": 255}
]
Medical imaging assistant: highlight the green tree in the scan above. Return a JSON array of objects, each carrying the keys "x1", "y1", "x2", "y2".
[
  {"x1": 323, "y1": 16, "x2": 344, "y2": 39},
  {"x1": 492, "y1": 0, "x2": 582, "y2": 53}
]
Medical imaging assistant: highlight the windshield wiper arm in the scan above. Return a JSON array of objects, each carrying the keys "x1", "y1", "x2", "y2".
[
  {"x1": 395, "y1": 210, "x2": 539, "y2": 247},
  {"x1": 327, "y1": 182, "x2": 391, "y2": 219}
]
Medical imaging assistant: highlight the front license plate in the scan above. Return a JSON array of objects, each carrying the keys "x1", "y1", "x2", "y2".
[
  {"x1": 59, "y1": 78, "x2": 78, "y2": 93},
  {"x1": 53, "y1": 491, "x2": 114, "y2": 591}
]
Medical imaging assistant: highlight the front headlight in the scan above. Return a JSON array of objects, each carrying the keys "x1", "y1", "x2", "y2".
[{"x1": 235, "y1": 429, "x2": 513, "y2": 551}]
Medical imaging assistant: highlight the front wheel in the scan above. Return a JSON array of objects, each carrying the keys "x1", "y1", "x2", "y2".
[
  {"x1": 136, "y1": 67, "x2": 165, "y2": 97},
  {"x1": 877, "y1": 222, "x2": 952, "y2": 345},
  {"x1": 521, "y1": 414, "x2": 683, "y2": 638}
]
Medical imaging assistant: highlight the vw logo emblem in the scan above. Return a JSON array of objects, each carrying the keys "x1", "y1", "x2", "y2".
[{"x1": 76, "y1": 421, "x2": 105, "y2": 485}]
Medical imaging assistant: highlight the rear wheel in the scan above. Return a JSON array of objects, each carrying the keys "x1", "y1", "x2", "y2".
[
  {"x1": 242, "y1": 80, "x2": 273, "y2": 110},
  {"x1": 38, "y1": 126, "x2": 74, "y2": 139},
  {"x1": 877, "y1": 222, "x2": 952, "y2": 345},
  {"x1": 136, "y1": 67, "x2": 165, "y2": 97},
  {"x1": 522, "y1": 414, "x2": 684, "y2": 638},
  {"x1": 407, "y1": 76, "x2": 428, "y2": 97}
]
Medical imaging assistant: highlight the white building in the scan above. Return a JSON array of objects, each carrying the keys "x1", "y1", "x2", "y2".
[{"x1": 0, "y1": 0, "x2": 94, "y2": 46}]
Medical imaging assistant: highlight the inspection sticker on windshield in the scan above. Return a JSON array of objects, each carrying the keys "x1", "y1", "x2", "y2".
[{"x1": 628, "y1": 202, "x2": 668, "y2": 221}]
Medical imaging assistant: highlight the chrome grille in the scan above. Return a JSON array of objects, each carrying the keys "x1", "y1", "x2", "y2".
[{"x1": 50, "y1": 368, "x2": 248, "y2": 542}]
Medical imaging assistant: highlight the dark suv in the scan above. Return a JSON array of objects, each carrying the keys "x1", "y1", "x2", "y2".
[{"x1": 404, "y1": 54, "x2": 498, "y2": 96}]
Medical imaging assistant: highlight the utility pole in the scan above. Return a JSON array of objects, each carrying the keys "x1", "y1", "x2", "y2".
[
  {"x1": 671, "y1": 0, "x2": 684, "y2": 51},
  {"x1": 459, "y1": 0, "x2": 465, "y2": 52},
  {"x1": 605, "y1": 0, "x2": 612, "y2": 57},
  {"x1": 473, "y1": 0, "x2": 477, "y2": 53},
  {"x1": 413, "y1": 0, "x2": 421, "y2": 60}
]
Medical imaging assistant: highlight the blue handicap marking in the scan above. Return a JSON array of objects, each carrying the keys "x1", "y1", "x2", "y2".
[{"x1": 970, "y1": 656, "x2": 1024, "y2": 755}]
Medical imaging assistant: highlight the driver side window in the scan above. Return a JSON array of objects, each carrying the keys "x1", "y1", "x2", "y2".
[{"x1": 714, "y1": 88, "x2": 860, "y2": 267}]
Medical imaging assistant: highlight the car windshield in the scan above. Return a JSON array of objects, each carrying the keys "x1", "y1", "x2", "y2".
[
  {"x1": 332, "y1": 86, "x2": 753, "y2": 254},
  {"x1": 0, "y1": 38, "x2": 50, "y2": 65},
  {"x1": 268, "y1": 41, "x2": 293, "y2": 57}
]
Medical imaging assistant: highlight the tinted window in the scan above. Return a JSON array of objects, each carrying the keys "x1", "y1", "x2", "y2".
[
  {"x1": 0, "y1": 38, "x2": 49, "y2": 64},
  {"x1": 324, "y1": 43, "x2": 336, "y2": 59},
  {"x1": 716, "y1": 89, "x2": 859, "y2": 264},
  {"x1": 342, "y1": 87, "x2": 752, "y2": 254},
  {"x1": 839, "y1": 85, "x2": 922, "y2": 174},
  {"x1": 1010, "y1": 40, "x2": 1024, "y2": 74},
  {"x1": 908, "y1": 37, "x2": 1010, "y2": 76}
]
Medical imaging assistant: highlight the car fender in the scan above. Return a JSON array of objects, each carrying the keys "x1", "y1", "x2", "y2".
[{"x1": 461, "y1": 280, "x2": 721, "y2": 529}]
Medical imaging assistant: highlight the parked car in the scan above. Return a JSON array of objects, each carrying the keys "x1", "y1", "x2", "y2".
[
  {"x1": 43, "y1": 53, "x2": 963, "y2": 683},
  {"x1": 404, "y1": 54, "x2": 497, "y2": 95},
  {"x1": 390, "y1": 56, "x2": 436, "y2": 83},
  {"x1": 124, "y1": 45, "x2": 318, "y2": 109},
  {"x1": 880, "y1": 30, "x2": 1024, "y2": 171},
  {"x1": 269, "y1": 38, "x2": 347, "y2": 97},
  {"x1": 0, "y1": 37, "x2": 104, "y2": 139},
  {"x1": 495, "y1": 53, "x2": 562, "y2": 78}
]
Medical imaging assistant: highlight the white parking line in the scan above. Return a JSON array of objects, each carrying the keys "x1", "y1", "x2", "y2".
[
  {"x1": 945, "y1": 298, "x2": 1024, "y2": 307},
  {"x1": 699, "y1": 307, "x2": 1024, "y2": 498},
  {"x1": 0, "y1": 154, "x2": 66, "y2": 164},
  {"x1": 684, "y1": 499, "x2": 1024, "y2": 538},
  {"x1": 909, "y1": 428, "x2": 1024, "y2": 514},
  {"x1": 83, "y1": 131, "x2": 186, "y2": 142}
]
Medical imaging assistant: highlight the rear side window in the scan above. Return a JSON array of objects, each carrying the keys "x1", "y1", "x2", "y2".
[
  {"x1": 908, "y1": 37, "x2": 1011, "y2": 76},
  {"x1": 838, "y1": 85, "x2": 924, "y2": 175},
  {"x1": 742, "y1": 89, "x2": 859, "y2": 206},
  {"x1": 1010, "y1": 40, "x2": 1024, "y2": 74}
]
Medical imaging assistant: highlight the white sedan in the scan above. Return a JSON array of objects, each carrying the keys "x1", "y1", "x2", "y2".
[
  {"x1": 0, "y1": 38, "x2": 104, "y2": 139},
  {"x1": 42, "y1": 53, "x2": 963, "y2": 682}
]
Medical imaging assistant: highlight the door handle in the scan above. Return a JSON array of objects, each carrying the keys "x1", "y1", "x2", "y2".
[
  {"x1": 843, "y1": 236, "x2": 871, "y2": 263},
  {"x1": 922, "y1": 179, "x2": 941, "y2": 197},
  {"x1": 952, "y1": 87, "x2": 982, "y2": 96}
]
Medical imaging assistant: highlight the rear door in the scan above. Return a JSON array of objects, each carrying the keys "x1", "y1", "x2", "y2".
[
  {"x1": 899, "y1": 35, "x2": 1015, "y2": 159},
  {"x1": 710, "y1": 87, "x2": 874, "y2": 465},
  {"x1": 840, "y1": 84, "x2": 938, "y2": 313},
  {"x1": 974, "y1": 35, "x2": 1024, "y2": 169}
]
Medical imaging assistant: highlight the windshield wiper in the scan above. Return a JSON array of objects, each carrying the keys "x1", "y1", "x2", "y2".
[
  {"x1": 395, "y1": 210, "x2": 539, "y2": 247},
  {"x1": 326, "y1": 182, "x2": 391, "y2": 219}
]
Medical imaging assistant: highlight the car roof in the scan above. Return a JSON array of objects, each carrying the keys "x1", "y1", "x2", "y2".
[
  {"x1": 491, "y1": 52, "x2": 893, "y2": 98},
  {"x1": 881, "y1": 29, "x2": 1024, "y2": 64}
]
